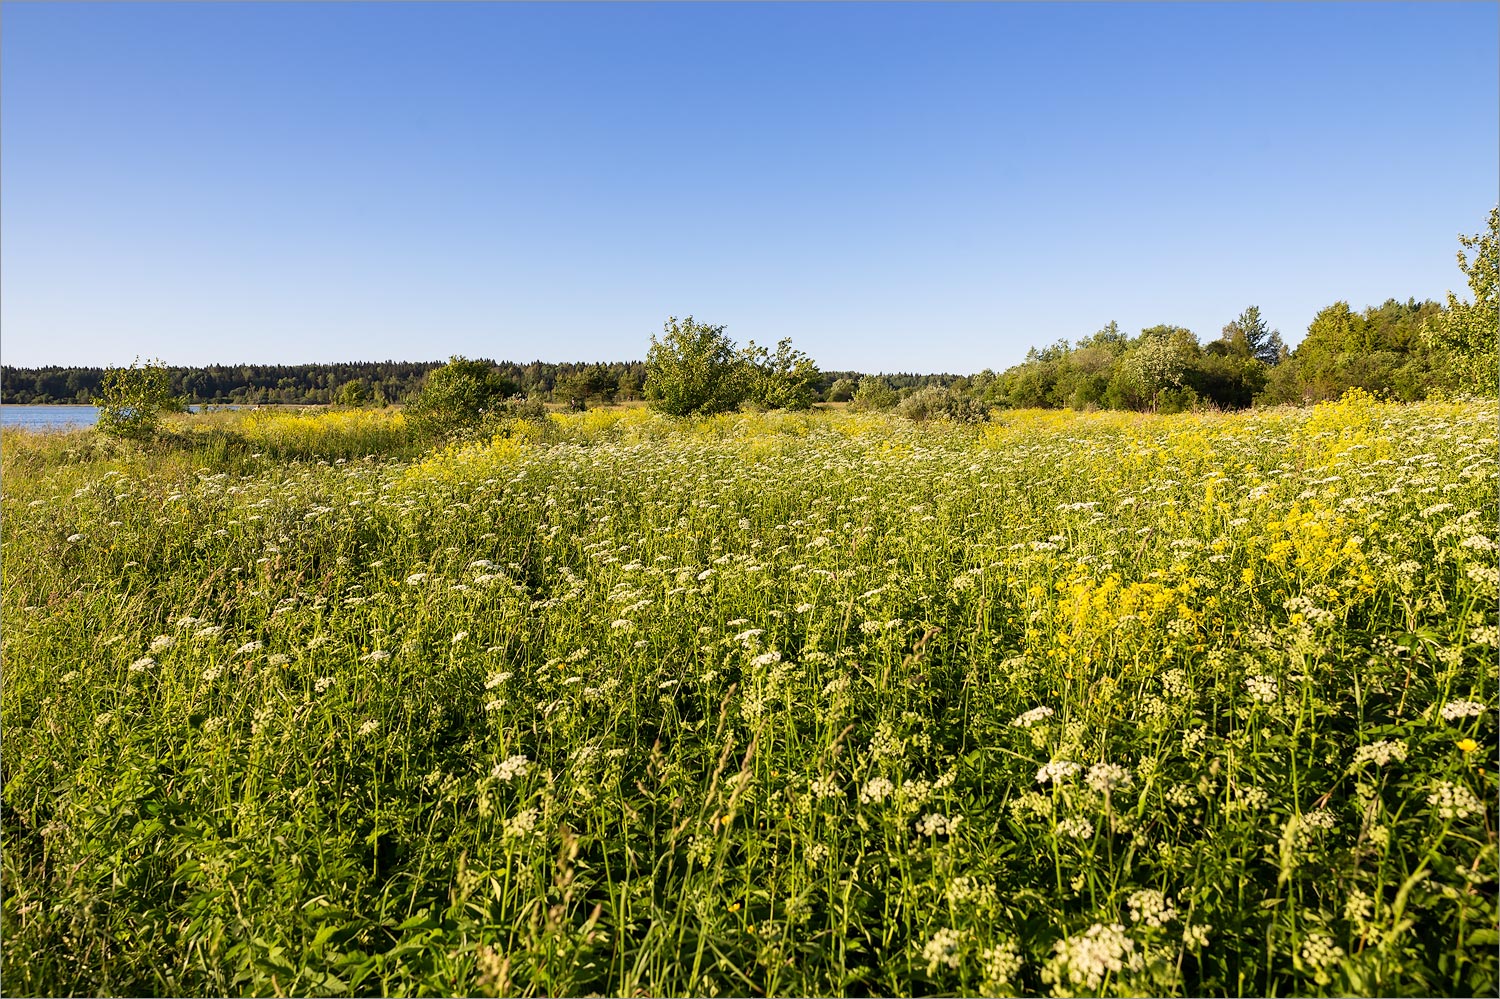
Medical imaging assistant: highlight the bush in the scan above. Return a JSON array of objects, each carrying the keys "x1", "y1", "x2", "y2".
[
  {"x1": 850, "y1": 376, "x2": 898, "y2": 411},
  {"x1": 826, "y1": 377, "x2": 857, "y2": 403},
  {"x1": 644, "y1": 317, "x2": 751, "y2": 416},
  {"x1": 894, "y1": 385, "x2": 989, "y2": 423},
  {"x1": 404, "y1": 357, "x2": 519, "y2": 439},
  {"x1": 96, "y1": 358, "x2": 180, "y2": 440}
]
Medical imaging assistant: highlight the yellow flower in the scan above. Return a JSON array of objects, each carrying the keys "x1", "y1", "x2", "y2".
[{"x1": 1457, "y1": 738, "x2": 1479, "y2": 754}]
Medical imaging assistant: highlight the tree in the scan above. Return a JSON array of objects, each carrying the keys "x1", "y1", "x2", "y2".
[
  {"x1": 850, "y1": 375, "x2": 898, "y2": 411},
  {"x1": 554, "y1": 369, "x2": 600, "y2": 412},
  {"x1": 97, "y1": 357, "x2": 179, "y2": 439},
  {"x1": 338, "y1": 379, "x2": 371, "y2": 407},
  {"x1": 404, "y1": 356, "x2": 518, "y2": 436},
  {"x1": 644, "y1": 316, "x2": 749, "y2": 416},
  {"x1": 1219, "y1": 306, "x2": 1284, "y2": 365},
  {"x1": 1422, "y1": 207, "x2": 1499, "y2": 396},
  {"x1": 616, "y1": 370, "x2": 642, "y2": 402},
  {"x1": 1120, "y1": 326, "x2": 1198, "y2": 411},
  {"x1": 826, "y1": 377, "x2": 858, "y2": 403},
  {"x1": 743, "y1": 338, "x2": 820, "y2": 410}
]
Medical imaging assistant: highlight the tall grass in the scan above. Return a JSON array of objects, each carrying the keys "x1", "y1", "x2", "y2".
[{"x1": 2, "y1": 394, "x2": 1494, "y2": 996}]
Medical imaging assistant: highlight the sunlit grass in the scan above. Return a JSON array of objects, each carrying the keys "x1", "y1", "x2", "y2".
[{"x1": 2, "y1": 395, "x2": 1494, "y2": 996}]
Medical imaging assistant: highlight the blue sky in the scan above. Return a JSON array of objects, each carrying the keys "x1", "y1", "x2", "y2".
[{"x1": 2, "y1": 2, "x2": 1495, "y2": 372}]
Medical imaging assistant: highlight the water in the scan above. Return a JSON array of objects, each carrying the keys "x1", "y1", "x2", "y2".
[
  {"x1": 2, "y1": 405, "x2": 100, "y2": 430},
  {"x1": 0, "y1": 405, "x2": 223, "y2": 431}
]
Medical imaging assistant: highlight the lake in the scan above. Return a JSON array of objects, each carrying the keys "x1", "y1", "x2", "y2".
[
  {"x1": 0, "y1": 405, "x2": 229, "y2": 431},
  {"x1": 2, "y1": 405, "x2": 100, "y2": 430}
]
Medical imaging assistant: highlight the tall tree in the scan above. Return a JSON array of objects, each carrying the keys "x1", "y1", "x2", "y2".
[
  {"x1": 1219, "y1": 306, "x2": 1285, "y2": 365},
  {"x1": 1422, "y1": 207, "x2": 1499, "y2": 395}
]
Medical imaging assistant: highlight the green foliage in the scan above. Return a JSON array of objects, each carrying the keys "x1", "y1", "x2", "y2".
[
  {"x1": 96, "y1": 357, "x2": 180, "y2": 439},
  {"x1": 894, "y1": 384, "x2": 989, "y2": 423},
  {"x1": 826, "y1": 377, "x2": 858, "y2": 403},
  {"x1": 1422, "y1": 208, "x2": 1499, "y2": 396},
  {"x1": 1218, "y1": 306, "x2": 1285, "y2": 366},
  {"x1": 337, "y1": 379, "x2": 371, "y2": 407},
  {"x1": 743, "y1": 338, "x2": 821, "y2": 411},
  {"x1": 850, "y1": 375, "x2": 898, "y2": 411},
  {"x1": 2, "y1": 404, "x2": 1494, "y2": 997},
  {"x1": 404, "y1": 356, "x2": 520, "y2": 438},
  {"x1": 553, "y1": 365, "x2": 615, "y2": 412},
  {"x1": 644, "y1": 316, "x2": 750, "y2": 416}
]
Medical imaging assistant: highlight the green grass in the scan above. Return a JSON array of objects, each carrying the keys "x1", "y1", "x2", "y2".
[{"x1": 2, "y1": 397, "x2": 1494, "y2": 997}]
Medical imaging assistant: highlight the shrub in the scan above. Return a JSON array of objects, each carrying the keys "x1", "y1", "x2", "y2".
[
  {"x1": 895, "y1": 384, "x2": 989, "y2": 423},
  {"x1": 850, "y1": 376, "x2": 898, "y2": 411},
  {"x1": 644, "y1": 316, "x2": 750, "y2": 416},
  {"x1": 404, "y1": 357, "x2": 518, "y2": 439},
  {"x1": 96, "y1": 357, "x2": 180, "y2": 440}
]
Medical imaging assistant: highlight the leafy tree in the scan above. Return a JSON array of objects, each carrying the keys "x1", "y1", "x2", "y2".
[
  {"x1": 1422, "y1": 207, "x2": 1499, "y2": 395},
  {"x1": 337, "y1": 379, "x2": 371, "y2": 407},
  {"x1": 1219, "y1": 306, "x2": 1285, "y2": 365},
  {"x1": 850, "y1": 375, "x2": 898, "y2": 411},
  {"x1": 1121, "y1": 326, "x2": 1197, "y2": 411},
  {"x1": 743, "y1": 338, "x2": 821, "y2": 411},
  {"x1": 826, "y1": 377, "x2": 858, "y2": 403},
  {"x1": 644, "y1": 317, "x2": 749, "y2": 416},
  {"x1": 404, "y1": 356, "x2": 518, "y2": 436},
  {"x1": 96, "y1": 357, "x2": 180, "y2": 439}
]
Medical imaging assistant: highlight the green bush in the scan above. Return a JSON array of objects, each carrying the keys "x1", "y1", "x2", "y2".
[
  {"x1": 404, "y1": 357, "x2": 519, "y2": 439},
  {"x1": 96, "y1": 358, "x2": 180, "y2": 440},
  {"x1": 644, "y1": 316, "x2": 750, "y2": 416}
]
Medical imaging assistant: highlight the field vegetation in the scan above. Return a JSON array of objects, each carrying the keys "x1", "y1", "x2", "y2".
[{"x1": 2, "y1": 394, "x2": 1494, "y2": 997}]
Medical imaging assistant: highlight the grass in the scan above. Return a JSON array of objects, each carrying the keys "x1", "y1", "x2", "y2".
[{"x1": 1, "y1": 394, "x2": 1495, "y2": 997}]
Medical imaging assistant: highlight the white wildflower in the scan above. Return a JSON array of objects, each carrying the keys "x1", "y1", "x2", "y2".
[
  {"x1": 859, "y1": 776, "x2": 895, "y2": 805},
  {"x1": 492, "y1": 754, "x2": 531, "y2": 782},
  {"x1": 980, "y1": 938, "x2": 1023, "y2": 990},
  {"x1": 1036, "y1": 760, "x2": 1083, "y2": 785},
  {"x1": 916, "y1": 813, "x2": 962, "y2": 836},
  {"x1": 922, "y1": 926, "x2": 966, "y2": 974},
  {"x1": 1245, "y1": 674, "x2": 1278, "y2": 703},
  {"x1": 1011, "y1": 705, "x2": 1055, "y2": 728},
  {"x1": 1440, "y1": 699, "x2": 1487, "y2": 722},
  {"x1": 1043, "y1": 923, "x2": 1143, "y2": 992},
  {"x1": 1086, "y1": 762, "x2": 1134, "y2": 793},
  {"x1": 1126, "y1": 889, "x2": 1177, "y2": 928},
  {"x1": 1428, "y1": 780, "x2": 1483, "y2": 820}
]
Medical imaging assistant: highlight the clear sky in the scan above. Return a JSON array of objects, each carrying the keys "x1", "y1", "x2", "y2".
[{"x1": 2, "y1": 2, "x2": 1495, "y2": 372}]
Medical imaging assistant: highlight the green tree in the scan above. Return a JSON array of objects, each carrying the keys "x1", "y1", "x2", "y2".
[
  {"x1": 743, "y1": 338, "x2": 821, "y2": 410},
  {"x1": 644, "y1": 316, "x2": 749, "y2": 416},
  {"x1": 850, "y1": 375, "x2": 898, "y2": 411},
  {"x1": 1423, "y1": 207, "x2": 1499, "y2": 396},
  {"x1": 404, "y1": 356, "x2": 518, "y2": 436},
  {"x1": 616, "y1": 370, "x2": 642, "y2": 402},
  {"x1": 1121, "y1": 326, "x2": 1197, "y2": 411},
  {"x1": 337, "y1": 379, "x2": 371, "y2": 407},
  {"x1": 1219, "y1": 306, "x2": 1285, "y2": 365},
  {"x1": 96, "y1": 357, "x2": 179, "y2": 439},
  {"x1": 826, "y1": 377, "x2": 858, "y2": 403}
]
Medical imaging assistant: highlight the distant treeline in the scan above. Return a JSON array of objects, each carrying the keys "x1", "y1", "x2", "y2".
[
  {"x1": 0, "y1": 298, "x2": 1480, "y2": 412},
  {"x1": 974, "y1": 297, "x2": 1465, "y2": 414},
  {"x1": 0, "y1": 360, "x2": 965, "y2": 407}
]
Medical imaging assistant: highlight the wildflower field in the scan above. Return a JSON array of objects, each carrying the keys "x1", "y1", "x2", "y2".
[{"x1": 2, "y1": 396, "x2": 1495, "y2": 997}]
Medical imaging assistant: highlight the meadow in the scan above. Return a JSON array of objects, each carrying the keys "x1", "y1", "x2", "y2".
[{"x1": 1, "y1": 395, "x2": 1494, "y2": 997}]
